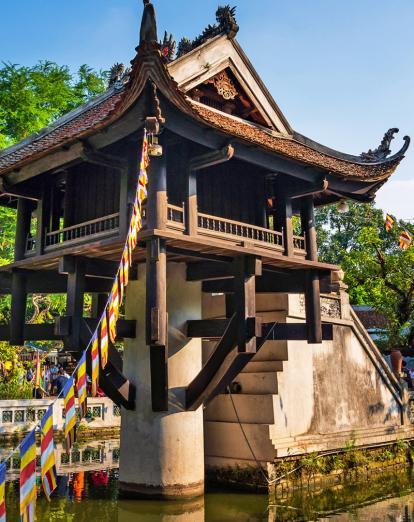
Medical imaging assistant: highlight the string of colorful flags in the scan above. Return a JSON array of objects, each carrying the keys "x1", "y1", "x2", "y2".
[
  {"x1": 385, "y1": 213, "x2": 413, "y2": 250},
  {"x1": 0, "y1": 130, "x2": 150, "y2": 521}
]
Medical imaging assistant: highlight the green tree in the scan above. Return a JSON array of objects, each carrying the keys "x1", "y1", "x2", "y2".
[
  {"x1": 316, "y1": 202, "x2": 414, "y2": 349},
  {"x1": 0, "y1": 61, "x2": 107, "y2": 373},
  {"x1": 0, "y1": 60, "x2": 107, "y2": 147}
]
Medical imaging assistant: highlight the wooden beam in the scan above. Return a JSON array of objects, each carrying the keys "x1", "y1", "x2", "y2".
[
  {"x1": 146, "y1": 143, "x2": 167, "y2": 231},
  {"x1": 258, "y1": 322, "x2": 333, "y2": 343},
  {"x1": 188, "y1": 319, "x2": 229, "y2": 339},
  {"x1": 233, "y1": 256, "x2": 260, "y2": 353},
  {"x1": 80, "y1": 145, "x2": 128, "y2": 171},
  {"x1": 146, "y1": 238, "x2": 168, "y2": 411},
  {"x1": 14, "y1": 199, "x2": 34, "y2": 261},
  {"x1": 0, "y1": 178, "x2": 40, "y2": 201},
  {"x1": 59, "y1": 255, "x2": 118, "y2": 279},
  {"x1": 186, "y1": 314, "x2": 238, "y2": 411},
  {"x1": 0, "y1": 323, "x2": 62, "y2": 342},
  {"x1": 10, "y1": 271, "x2": 27, "y2": 346},
  {"x1": 301, "y1": 196, "x2": 318, "y2": 261},
  {"x1": 187, "y1": 261, "x2": 233, "y2": 281},
  {"x1": 54, "y1": 317, "x2": 136, "y2": 340},
  {"x1": 305, "y1": 271, "x2": 322, "y2": 344},
  {"x1": 65, "y1": 258, "x2": 85, "y2": 351}
]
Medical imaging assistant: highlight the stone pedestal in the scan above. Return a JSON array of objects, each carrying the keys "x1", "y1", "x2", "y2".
[{"x1": 119, "y1": 263, "x2": 204, "y2": 499}]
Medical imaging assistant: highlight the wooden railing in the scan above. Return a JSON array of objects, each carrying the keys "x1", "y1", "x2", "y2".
[
  {"x1": 166, "y1": 204, "x2": 185, "y2": 231},
  {"x1": 25, "y1": 235, "x2": 36, "y2": 255},
  {"x1": 45, "y1": 213, "x2": 120, "y2": 250},
  {"x1": 293, "y1": 235, "x2": 306, "y2": 254},
  {"x1": 197, "y1": 212, "x2": 284, "y2": 250}
]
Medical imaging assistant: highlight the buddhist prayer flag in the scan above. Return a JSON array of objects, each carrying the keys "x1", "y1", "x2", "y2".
[
  {"x1": 34, "y1": 351, "x2": 42, "y2": 390},
  {"x1": 108, "y1": 281, "x2": 120, "y2": 344},
  {"x1": 63, "y1": 378, "x2": 77, "y2": 453},
  {"x1": 76, "y1": 352, "x2": 87, "y2": 419},
  {"x1": 118, "y1": 262, "x2": 125, "y2": 304},
  {"x1": 385, "y1": 214, "x2": 394, "y2": 232},
  {"x1": 399, "y1": 229, "x2": 412, "y2": 250},
  {"x1": 100, "y1": 313, "x2": 109, "y2": 369},
  {"x1": 91, "y1": 332, "x2": 100, "y2": 398},
  {"x1": 20, "y1": 430, "x2": 36, "y2": 522},
  {"x1": 0, "y1": 463, "x2": 6, "y2": 522},
  {"x1": 122, "y1": 247, "x2": 130, "y2": 288},
  {"x1": 40, "y1": 407, "x2": 57, "y2": 500}
]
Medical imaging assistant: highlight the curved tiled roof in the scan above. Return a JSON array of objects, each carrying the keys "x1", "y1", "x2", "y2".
[
  {"x1": 0, "y1": 89, "x2": 123, "y2": 174},
  {"x1": 0, "y1": 2, "x2": 409, "y2": 185}
]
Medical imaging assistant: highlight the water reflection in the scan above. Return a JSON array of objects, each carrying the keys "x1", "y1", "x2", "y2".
[{"x1": 4, "y1": 439, "x2": 414, "y2": 520}]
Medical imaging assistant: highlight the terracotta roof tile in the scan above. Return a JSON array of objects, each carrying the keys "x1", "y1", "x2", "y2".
[
  {"x1": 190, "y1": 101, "x2": 401, "y2": 181},
  {"x1": 0, "y1": 91, "x2": 122, "y2": 174}
]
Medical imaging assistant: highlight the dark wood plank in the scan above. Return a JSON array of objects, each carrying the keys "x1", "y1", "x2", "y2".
[
  {"x1": 187, "y1": 261, "x2": 233, "y2": 281},
  {"x1": 10, "y1": 270, "x2": 27, "y2": 345},
  {"x1": 258, "y1": 322, "x2": 333, "y2": 343},
  {"x1": 187, "y1": 319, "x2": 229, "y2": 339},
  {"x1": 305, "y1": 271, "x2": 322, "y2": 344}
]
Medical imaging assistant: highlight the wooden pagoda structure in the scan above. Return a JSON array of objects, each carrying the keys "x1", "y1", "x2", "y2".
[{"x1": 0, "y1": 1, "x2": 409, "y2": 417}]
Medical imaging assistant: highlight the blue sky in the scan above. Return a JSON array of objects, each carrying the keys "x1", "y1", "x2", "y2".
[{"x1": 1, "y1": 0, "x2": 413, "y2": 217}]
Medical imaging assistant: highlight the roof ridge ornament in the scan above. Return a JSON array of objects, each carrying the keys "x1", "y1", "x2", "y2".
[
  {"x1": 140, "y1": 0, "x2": 158, "y2": 45},
  {"x1": 176, "y1": 5, "x2": 239, "y2": 59},
  {"x1": 360, "y1": 128, "x2": 408, "y2": 162}
]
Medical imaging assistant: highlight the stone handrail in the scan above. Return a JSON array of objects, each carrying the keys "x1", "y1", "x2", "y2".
[{"x1": 349, "y1": 308, "x2": 403, "y2": 407}]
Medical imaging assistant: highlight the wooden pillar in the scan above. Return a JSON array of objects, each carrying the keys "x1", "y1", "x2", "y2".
[
  {"x1": 146, "y1": 238, "x2": 168, "y2": 411},
  {"x1": 65, "y1": 258, "x2": 85, "y2": 351},
  {"x1": 275, "y1": 193, "x2": 294, "y2": 257},
  {"x1": 14, "y1": 199, "x2": 33, "y2": 261},
  {"x1": 185, "y1": 166, "x2": 198, "y2": 236},
  {"x1": 146, "y1": 144, "x2": 167, "y2": 231},
  {"x1": 305, "y1": 270, "x2": 322, "y2": 344},
  {"x1": 10, "y1": 270, "x2": 27, "y2": 346},
  {"x1": 233, "y1": 256, "x2": 261, "y2": 353},
  {"x1": 35, "y1": 184, "x2": 50, "y2": 256},
  {"x1": 91, "y1": 293, "x2": 108, "y2": 318},
  {"x1": 301, "y1": 195, "x2": 318, "y2": 261}
]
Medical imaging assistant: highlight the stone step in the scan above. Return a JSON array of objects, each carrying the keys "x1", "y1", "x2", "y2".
[
  {"x1": 241, "y1": 360, "x2": 283, "y2": 373},
  {"x1": 204, "y1": 394, "x2": 275, "y2": 424},
  {"x1": 204, "y1": 420, "x2": 276, "y2": 462},
  {"x1": 252, "y1": 340, "x2": 289, "y2": 362},
  {"x1": 232, "y1": 371, "x2": 279, "y2": 395}
]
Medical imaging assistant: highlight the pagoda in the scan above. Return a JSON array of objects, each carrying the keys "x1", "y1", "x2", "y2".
[{"x1": 0, "y1": 1, "x2": 410, "y2": 498}]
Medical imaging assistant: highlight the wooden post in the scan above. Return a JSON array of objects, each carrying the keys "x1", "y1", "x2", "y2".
[
  {"x1": 10, "y1": 270, "x2": 27, "y2": 346},
  {"x1": 14, "y1": 199, "x2": 33, "y2": 261},
  {"x1": 275, "y1": 193, "x2": 294, "y2": 257},
  {"x1": 35, "y1": 184, "x2": 50, "y2": 256},
  {"x1": 305, "y1": 270, "x2": 322, "y2": 344},
  {"x1": 185, "y1": 167, "x2": 198, "y2": 236},
  {"x1": 92, "y1": 293, "x2": 108, "y2": 318},
  {"x1": 233, "y1": 256, "x2": 261, "y2": 353},
  {"x1": 146, "y1": 144, "x2": 167, "y2": 231},
  {"x1": 65, "y1": 258, "x2": 85, "y2": 351},
  {"x1": 301, "y1": 195, "x2": 318, "y2": 261},
  {"x1": 146, "y1": 238, "x2": 168, "y2": 411}
]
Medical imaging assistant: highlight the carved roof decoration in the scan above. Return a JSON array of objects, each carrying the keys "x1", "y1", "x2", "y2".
[
  {"x1": 0, "y1": 0, "x2": 410, "y2": 191},
  {"x1": 360, "y1": 128, "x2": 409, "y2": 162},
  {"x1": 176, "y1": 5, "x2": 239, "y2": 59},
  {"x1": 205, "y1": 70, "x2": 238, "y2": 100}
]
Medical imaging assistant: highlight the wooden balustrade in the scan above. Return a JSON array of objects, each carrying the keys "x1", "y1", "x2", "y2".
[
  {"x1": 293, "y1": 235, "x2": 307, "y2": 254},
  {"x1": 44, "y1": 213, "x2": 120, "y2": 250},
  {"x1": 166, "y1": 204, "x2": 185, "y2": 231},
  {"x1": 25, "y1": 235, "x2": 36, "y2": 255},
  {"x1": 197, "y1": 212, "x2": 285, "y2": 251}
]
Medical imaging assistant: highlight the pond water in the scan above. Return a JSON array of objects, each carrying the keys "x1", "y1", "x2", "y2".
[{"x1": 3, "y1": 439, "x2": 414, "y2": 521}]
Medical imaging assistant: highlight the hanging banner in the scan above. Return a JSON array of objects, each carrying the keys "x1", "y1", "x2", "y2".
[
  {"x1": 20, "y1": 430, "x2": 36, "y2": 522},
  {"x1": 91, "y1": 332, "x2": 100, "y2": 398},
  {"x1": 40, "y1": 407, "x2": 57, "y2": 500},
  {"x1": 63, "y1": 378, "x2": 77, "y2": 453},
  {"x1": 76, "y1": 352, "x2": 87, "y2": 418},
  {"x1": 0, "y1": 462, "x2": 6, "y2": 522}
]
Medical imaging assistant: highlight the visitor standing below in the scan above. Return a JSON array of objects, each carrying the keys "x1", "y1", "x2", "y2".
[{"x1": 54, "y1": 368, "x2": 69, "y2": 396}]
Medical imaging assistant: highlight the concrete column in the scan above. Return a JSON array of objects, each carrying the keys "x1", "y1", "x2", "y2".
[{"x1": 119, "y1": 263, "x2": 205, "y2": 499}]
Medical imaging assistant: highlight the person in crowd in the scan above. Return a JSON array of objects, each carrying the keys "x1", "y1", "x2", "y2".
[{"x1": 54, "y1": 368, "x2": 69, "y2": 396}]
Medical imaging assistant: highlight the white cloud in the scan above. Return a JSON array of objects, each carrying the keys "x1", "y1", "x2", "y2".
[{"x1": 375, "y1": 179, "x2": 414, "y2": 220}]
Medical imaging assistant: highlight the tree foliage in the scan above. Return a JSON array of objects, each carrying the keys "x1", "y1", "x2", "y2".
[
  {"x1": 0, "y1": 61, "x2": 107, "y2": 147},
  {"x1": 316, "y1": 202, "x2": 414, "y2": 349},
  {"x1": 0, "y1": 61, "x2": 107, "y2": 375}
]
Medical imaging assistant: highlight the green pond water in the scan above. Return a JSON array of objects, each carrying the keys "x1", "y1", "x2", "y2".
[{"x1": 3, "y1": 439, "x2": 414, "y2": 521}]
